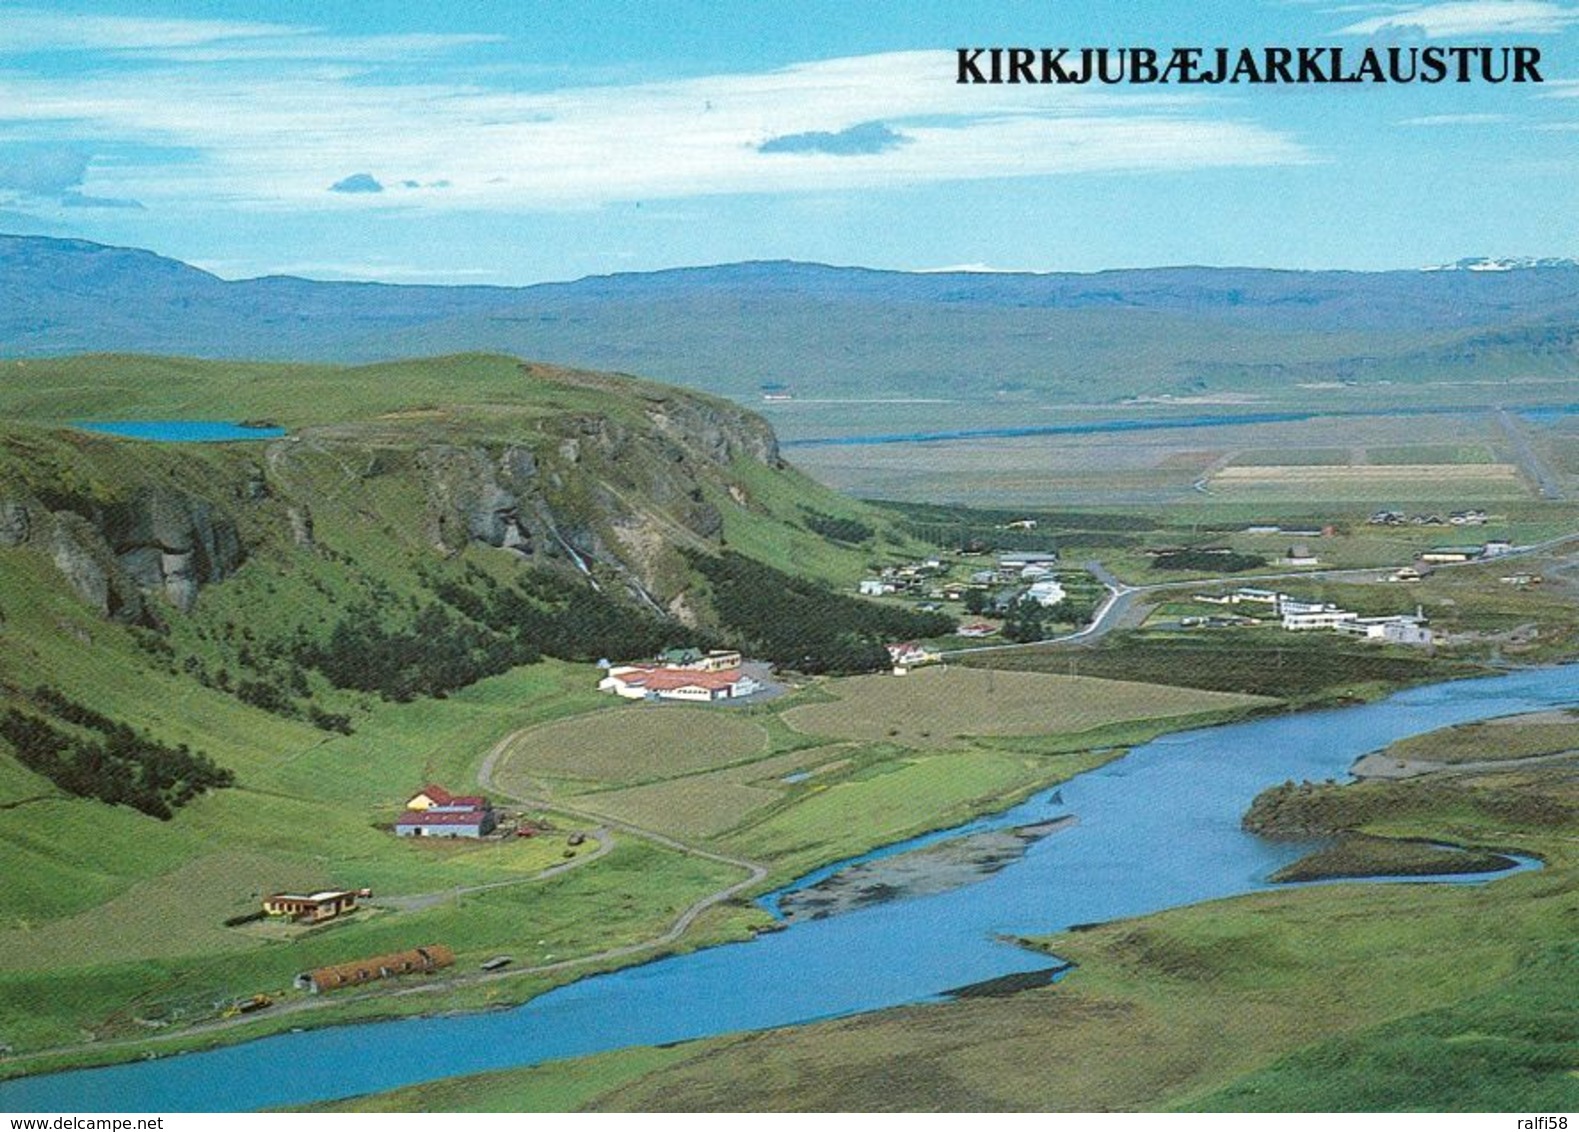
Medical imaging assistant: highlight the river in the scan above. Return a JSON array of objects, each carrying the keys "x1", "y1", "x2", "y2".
[{"x1": 1, "y1": 665, "x2": 1573, "y2": 1112}]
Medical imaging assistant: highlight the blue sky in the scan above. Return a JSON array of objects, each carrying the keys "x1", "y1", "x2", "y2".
[{"x1": 2, "y1": 1, "x2": 1577, "y2": 282}]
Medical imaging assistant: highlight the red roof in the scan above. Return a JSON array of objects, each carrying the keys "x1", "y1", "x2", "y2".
[
  {"x1": 618, "y1": 666, "x2": 746, "y2": 692},
  {"x1": 416, "y1": 784, "x2": 454, "y2": 805},
  {"x1": 396, "y1": 809, "x2": 491, "y2": 827}
]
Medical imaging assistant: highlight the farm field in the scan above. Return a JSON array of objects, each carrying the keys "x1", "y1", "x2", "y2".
[
  {"x1": 778, "y1": 667, "x2": 1270, "y2": 749},
  {"x1": 490, "y1": 669, "x2": 1271, "y2": 880},
  {"x1": 1206, "y1": 462, "x2": 1529, "y2": 501},
  {"x1": 501, "y1": 707, "x2": 770, "y2": 786}
]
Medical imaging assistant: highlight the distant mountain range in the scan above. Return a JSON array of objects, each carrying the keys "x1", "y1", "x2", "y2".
[{"x1": 5, "y1": 234, "x2": 1579, "y2": 402}]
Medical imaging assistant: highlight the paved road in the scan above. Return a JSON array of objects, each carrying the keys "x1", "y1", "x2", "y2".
[{"x1": 1497, "y1": 407, "x2": 1566, "y2": 501}]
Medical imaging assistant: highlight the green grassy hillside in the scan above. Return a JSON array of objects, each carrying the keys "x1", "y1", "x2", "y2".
[{"x1": 0, "y1": 353, "x2": 949, "y2": 1065}]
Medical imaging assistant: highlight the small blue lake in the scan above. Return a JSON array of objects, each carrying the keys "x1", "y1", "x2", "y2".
[
  {"x1": 72, "y1": 421, "x2": 287, "y2": 442},
  {"x1": 0, "y1": 664, "x2": 1573, "y2": 1112}
]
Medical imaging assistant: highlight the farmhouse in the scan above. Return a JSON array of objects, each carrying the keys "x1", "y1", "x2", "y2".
[
  {"x1": 957, "y1": 621, "x2": 998, "y2": 638},
  {"x1": 298, "y1": 944, "x2": 455, "y2": 994},
  {"x1": 395, "y1": 808, "x2": 497, "y2": 838},
  {"x1": 261, "y1": 889, "x2": 370, "y2": 923},
  {"x1": 599, "y1": 665, "x2": 762, "y2": 702}
]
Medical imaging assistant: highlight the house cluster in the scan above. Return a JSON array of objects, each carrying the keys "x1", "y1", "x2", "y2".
[
  {"x1": 598, "y1": 648, "x2": 762, "y2": 702},
  {"x1": 262, "y1": 887, "x2": 373, "y2": 924},
  {"x1": 960, "y1": 553, "x2": 1066, "y2": 611},
  {"x1": 1369, "y1": 509, "x2": 1489, "y2": 527},
  {"x1": 858, "y1": 559, "x2": 946, "y2": 596},
  {"x1": 1192, "y1": 589, "x2": 1434, "y2": 646},
  {"x1": 394, "y1": 784, "x2": 497, "y2": 839}
]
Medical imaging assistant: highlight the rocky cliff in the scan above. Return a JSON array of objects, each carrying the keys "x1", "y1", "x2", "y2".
[{"x1": 0, "y1": 360, "x2": 797, "y2": 626}]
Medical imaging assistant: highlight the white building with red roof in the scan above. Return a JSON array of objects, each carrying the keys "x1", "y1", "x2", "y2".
[
  {"x1": 397, "y1": 784, "x2": 495, "y2": 838},
  {"x1": 598, "y1": 664, "x2": 762, "y2": 702}
]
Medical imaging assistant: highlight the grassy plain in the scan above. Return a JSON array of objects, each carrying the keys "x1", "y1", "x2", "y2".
[
  {"x1": 778, "y1": 667, "x2": 1271, "y2": 749},
  {"x1": 1383, "y1": 710, "x2": 1579, "y2": 764},
  {"x1": 501, "y1": 707, "x2": 770, "y2": 786}
]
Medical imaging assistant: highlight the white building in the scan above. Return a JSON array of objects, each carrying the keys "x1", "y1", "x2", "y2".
[
  {"x1": 1337, "y1": 613, "x2": 1433, "y2": 647},
  {"x1": 1026, "y1": 578, "x2": 1067, "y2": 607},
  {"x1": 1281, "y1": 604, "x2": 1358, "y2": 631}
]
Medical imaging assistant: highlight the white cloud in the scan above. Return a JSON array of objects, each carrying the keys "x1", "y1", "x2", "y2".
[
  {"x1": 0, "y1": 47, "x2": 1311, "y2": 212},
  {"x1": 0, "y1": 9, "x2": 499, "y2": 61},
  {"x1": 0, "y1": 10, "x2": 303, "y2": 52},
  {"x1": 1396, "y1": 112, "x2": 1509, "y2": 124},
  {"x1": 1336, "y1": 1, "x2": 1579, "y2": 36}
]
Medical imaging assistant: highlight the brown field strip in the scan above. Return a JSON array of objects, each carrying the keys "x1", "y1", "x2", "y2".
[
  {"x1": 1211, "y1": 463, "x2": 1522, "y2": 483},
  {"x1": 780, "y1": 667, "x2": 1271, "y2": 749}
]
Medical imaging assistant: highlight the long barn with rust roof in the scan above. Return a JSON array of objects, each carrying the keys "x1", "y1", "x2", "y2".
[{"x1": 298, "y1": 945, "x2": 455, "y2": 994}]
